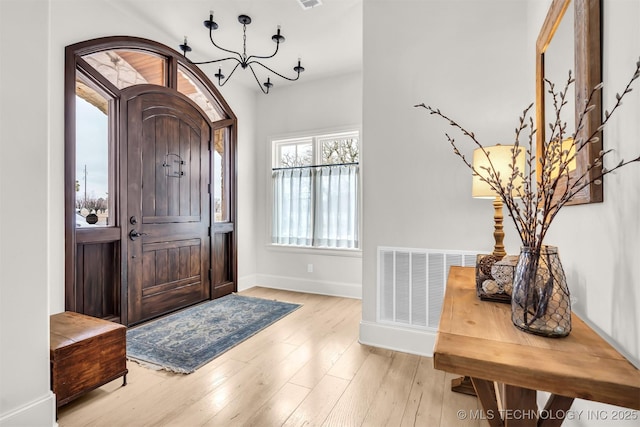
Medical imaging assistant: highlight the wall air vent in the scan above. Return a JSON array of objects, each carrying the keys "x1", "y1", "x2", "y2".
[
  {"x1": 297, "y1": 0, "x2": 323, "y2": 10},
  {"x1": 377, "y1": 247, "x2": 478, "y2": 330}
]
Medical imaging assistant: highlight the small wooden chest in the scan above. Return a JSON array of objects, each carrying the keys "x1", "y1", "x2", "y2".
[{"x1": 50, "y1": 311, "x2": 128, "y2": 407}]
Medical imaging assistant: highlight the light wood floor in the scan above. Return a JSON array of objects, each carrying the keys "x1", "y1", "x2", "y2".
[{"x1": 57, "y1": 287, "x2": 484, "y2": 426}]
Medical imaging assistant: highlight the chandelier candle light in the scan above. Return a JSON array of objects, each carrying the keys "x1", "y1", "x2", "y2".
[{"x1": 179, "y1": 11, "x2": 305, "y2": 94}]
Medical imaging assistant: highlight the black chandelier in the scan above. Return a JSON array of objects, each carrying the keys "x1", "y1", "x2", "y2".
[{"x1": 179, "y1": 12, "x2": 305, "y2": 94}]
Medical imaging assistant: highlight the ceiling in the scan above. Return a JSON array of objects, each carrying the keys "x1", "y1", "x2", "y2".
[{"x1": 112, "y1": 0, "x2": 363, "y2": 92}]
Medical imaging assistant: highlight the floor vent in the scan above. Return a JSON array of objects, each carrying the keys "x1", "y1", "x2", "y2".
[
  {"x1": 378, "y1": 247, "x2": 478, "y2": 330},
  {"x1": 297, "y1": 0, "x2": 323, "y2": 10}
]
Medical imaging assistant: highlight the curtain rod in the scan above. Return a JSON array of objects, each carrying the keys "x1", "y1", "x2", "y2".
[{"x1": 272, "y1": 162, "x2": 359, "y2": 171}]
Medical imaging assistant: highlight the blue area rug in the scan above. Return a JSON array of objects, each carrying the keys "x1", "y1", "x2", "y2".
[{"x1": 126, "y1": 294, "x2": 301, "y2": 374}]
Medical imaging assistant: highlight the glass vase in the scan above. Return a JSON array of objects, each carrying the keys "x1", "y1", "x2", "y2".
[{"x1": 511, "y1": 245, "x2": 571, "y2": 337}]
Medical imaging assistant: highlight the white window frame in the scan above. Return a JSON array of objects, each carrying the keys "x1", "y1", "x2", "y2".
[
  {"x1": 268, "y1": 128, "x2": 362, "y2": 255},
  {"x1": 272, "y1": 137, "x2": 315, "y2": 168}
]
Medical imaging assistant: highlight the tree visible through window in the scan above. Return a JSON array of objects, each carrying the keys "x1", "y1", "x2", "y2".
[
  {"x1": 272, "y1": 131, "x2": 359, "y2": 249},
  {"x1": 321, "y1": 136, "x2": 359, "y2": 165}
]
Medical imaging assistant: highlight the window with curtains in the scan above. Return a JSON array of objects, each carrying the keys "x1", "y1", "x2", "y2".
[{"x1": 272, "y1": 131, "x2": 360, "y2": 249}]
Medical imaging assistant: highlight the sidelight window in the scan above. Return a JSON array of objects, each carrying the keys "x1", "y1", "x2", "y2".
[
  {"x1": 213, "y1": 128, "x2": 230, "y2": 222},
  {"x1": 74, "y1": 75, "x2": 113, "y2": 227}
]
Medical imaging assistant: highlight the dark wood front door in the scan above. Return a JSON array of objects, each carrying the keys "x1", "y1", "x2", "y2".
[{"x1": 122, "y1": 85, "x2": 211, "y2": 325}]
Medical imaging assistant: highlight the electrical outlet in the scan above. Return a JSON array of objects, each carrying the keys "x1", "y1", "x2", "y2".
[{"x1": 307, "y1": 263, "x2": 314, "y2": 273}]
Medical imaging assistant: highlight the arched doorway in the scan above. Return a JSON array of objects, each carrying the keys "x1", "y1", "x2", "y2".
[{"x1": 65, "y1": 37, "x2": 237, "y2": 325}]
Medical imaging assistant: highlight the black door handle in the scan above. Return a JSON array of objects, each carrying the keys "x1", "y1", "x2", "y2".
[{"x1": 129, "y1": 229, "x2": 148, "y2": 241}]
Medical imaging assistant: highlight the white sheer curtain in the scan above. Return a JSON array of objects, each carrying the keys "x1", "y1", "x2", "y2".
[
  {"x1": 272, "y1": 164, "x2": 359, "y2": 249},
  {"x1": 272, "y1": 168, "x2": 313, "y2": 246},
  {"x1": 313, "y1": 164, "x2": 359, "y2": 248}
]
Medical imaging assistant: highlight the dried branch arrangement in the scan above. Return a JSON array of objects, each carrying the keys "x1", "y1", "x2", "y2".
[{"x1": 416, "y1": 58, "x2": 640, "y2": 253}]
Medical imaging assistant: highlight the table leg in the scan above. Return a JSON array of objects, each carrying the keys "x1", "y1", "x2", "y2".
[
  {"x1": 538, "y1": 394, "x2": 574, "y2": 427},
  {"x1": 470, "y1": 377, "x2": 503, "y2": 427},
  {"x1": 501, "y1": 384, "x2": 537, "y2": 427},
  {"x1": 452, "y1": 376, "x2": 477, "y2": 396},
  {"x1": 467, "y1": 380, "x2": 574, "y2": 427}
]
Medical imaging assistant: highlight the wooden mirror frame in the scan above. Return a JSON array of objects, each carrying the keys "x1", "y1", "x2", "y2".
[{"x1": 536, "y1": 0, "x2": 602, "y2": 205}]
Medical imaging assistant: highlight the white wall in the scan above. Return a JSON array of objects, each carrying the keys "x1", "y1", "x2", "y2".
[
  {"x1": 361, "y1": 0, "x2": 531, "y2": 353},
  {"x1": 251, "y1": 71, "x2": 363, "y2": 298},
  {"x1": 0, "y1": 1, "x2": 57, "y2": 425}
]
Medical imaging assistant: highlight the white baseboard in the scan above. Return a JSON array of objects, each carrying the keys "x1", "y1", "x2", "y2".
[
  {"x1": 237, "y1": 274, "x2": 258, "y2": 292},
  {"x1": 0, "y1": 391, "x2": 57, "y2": 427},
  {"x1": 358, "y1": 320, "x2": 436, "y2": 357},
  {"x1": 245, "y1": 274, "x2": 361, "y2": 299}
]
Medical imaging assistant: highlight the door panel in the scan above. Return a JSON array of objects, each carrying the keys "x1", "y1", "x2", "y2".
[
  {"x1": 141, "y1": 238, "x2": 202, "y2": 296},
  {"x1": 123, "y1": 87, "x2": 211, "y2": 325},
  {"x1": 212, "y1": 231, "x2": 234, "y2": 299},
  {"x1": 75, "y1": 241, "x2": 120, "y2": 321}
]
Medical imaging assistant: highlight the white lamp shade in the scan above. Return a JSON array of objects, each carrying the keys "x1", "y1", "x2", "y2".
[
  {"x1": 472, "y1": 145, "x2": 524, "y2": 199},
  {"x1": 550, "y1": 138, "x2": 577, "y2": 178}
]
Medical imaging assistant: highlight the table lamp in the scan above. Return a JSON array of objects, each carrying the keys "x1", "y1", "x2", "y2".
[
  {"x1": 550, "y1": 137, "x2": 577, "y2": 178},
  {"x1": 472, "y1": 144, "x2": 524, "y2": 259}
]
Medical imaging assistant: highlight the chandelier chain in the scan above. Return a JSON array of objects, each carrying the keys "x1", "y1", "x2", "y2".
[{"x1": 242, "y1": 24, "x2": 247, "y2": 62}]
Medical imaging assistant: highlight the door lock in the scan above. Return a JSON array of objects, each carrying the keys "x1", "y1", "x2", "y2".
[{"x1": 129, "y1": 229, "x2": 148, "y2": 241}]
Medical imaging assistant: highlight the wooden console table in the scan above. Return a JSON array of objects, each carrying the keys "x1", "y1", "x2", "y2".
[{"x1": 434, "y1": 266, "x2": 640, "y2": 427}]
